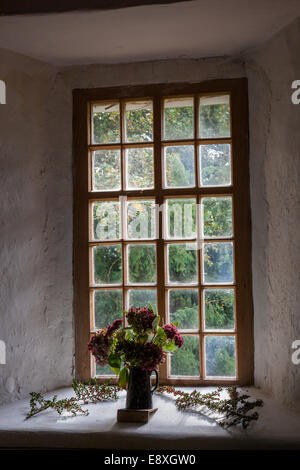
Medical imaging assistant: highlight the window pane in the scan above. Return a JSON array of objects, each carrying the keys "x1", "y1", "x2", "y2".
[
  {"x1": 168, "y1": 243, "x2": 198, "y2": 284},
  {"x1": 128, "y1": 244, "x2": 156, "y2": 284},
  {"x1": 164, "y1": 97, "x2": 194, "y2": 140},
  {"x1": 204, "y1": 289, "x2": 235, "y2": 330},
  {"x1": 128, "y1": 289, "x2": 157, "y2": 312},
  {"x1": 170, "y1": 336, "x2": 200, "y2": 376},
  {"x1": 201, "y1": 196, "x2": 233, "y2": 238},
  {"x1": 93, "y1": 245, "x2": 122, "y2": 285},
  {"x1": 205, "y1": 335, "x2": 236, "y2": 377},
  {"x1": 92, "y1": 149, "x2": 121, "y2": 191},
  {"x1": 169, "y1": 289, "x2": 199, "y2": 329},
  {"x1": 125, "y1": 100, "x2": 153, "y2": 142},
  {"x1": 203, "y1": 242, "x2": 233, "y2": 284},
  {"x1": 166, "y1": 198, "x2": 196, "y2": 239},
  {"x1": 199, "y1": 95, "x2": 230, "y2": 139},
  {"x1": 127, "y1": 200, "x2": 156, "y2": 239},
  {"x1": 94, "y1": 289, "x2": 123, "y2": 329},
  {"x1": 199, "y1": 144, "x2": 231, "y2": 187},
  {"x1": 92, "y1": 102, "x2": 120, "y2": 144},
  {"x1": 96, "y1": 363, "x2": 114, "y2": 376},
  {"x1": 164, "y1": 145, "x2": 195, "y2": 188},
  {"x1": 92, "y1": 201, "x2": 121, "y2": 240},
  {"x1": 126, "y1": 147, "x2": 154, "y2": 190}
]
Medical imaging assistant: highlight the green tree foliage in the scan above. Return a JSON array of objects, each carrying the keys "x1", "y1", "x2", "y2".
[
  {"x1": 205, "y1": 289, "x2": 234, "y2": 330},
  {"x1": 171, "y1": 336, "x2": 200, "y2": 376},
  {"x1": 199, "y1": 100, "x2": 230, "y2": 138},
  {"x1": 200, "y1": 144, "x2": 231, "y2": 186},
  {"x1": 164, "y1": 104, "x2": 193, "y2": 140}
]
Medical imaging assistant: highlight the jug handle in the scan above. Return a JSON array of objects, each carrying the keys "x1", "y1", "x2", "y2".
[{"x1": 151, "y1": 370, "x2": 159, "y2": 393}]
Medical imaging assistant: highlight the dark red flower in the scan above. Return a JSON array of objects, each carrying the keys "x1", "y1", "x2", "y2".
[
  {"x1": 106, "y1": 318, "x2": 123, "y2": 337},
  {"x1": 126, "y1": 306, "x2": 156, "y2": 332}
]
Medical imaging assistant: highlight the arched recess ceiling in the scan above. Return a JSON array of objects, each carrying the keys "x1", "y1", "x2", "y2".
[{"x1": 0, "y1": 0, "x2": 300, "y2": 66}]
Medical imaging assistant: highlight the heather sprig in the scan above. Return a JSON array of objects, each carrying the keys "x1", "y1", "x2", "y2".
[
  {"x1": 26, "y1": 379, "x2": 120, "y2": 420},
  {"x1": 156, "y1": 385, "x2": 263, "y2": 429}
]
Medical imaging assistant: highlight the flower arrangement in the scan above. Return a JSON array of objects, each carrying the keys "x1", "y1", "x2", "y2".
[{"x1": 88, "y1": 306, "x2": 184, "y2": 386}]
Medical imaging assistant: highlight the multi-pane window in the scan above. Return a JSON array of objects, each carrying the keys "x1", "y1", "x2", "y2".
[{"x1": 74, "y1": 80, "x2": 253, "y2": 385}]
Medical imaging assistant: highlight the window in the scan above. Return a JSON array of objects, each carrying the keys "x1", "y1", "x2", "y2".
[{"x1": 73, "y1": 79, "x2": 254, "y2": 385}]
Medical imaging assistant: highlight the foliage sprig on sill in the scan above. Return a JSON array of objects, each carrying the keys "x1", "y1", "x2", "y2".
[
  {"x1": 156, "y1": 385, "x2": 263, "y2": 429},
  {"x1": 26, "y1": 379, "x2": 120, "y2": 420}
]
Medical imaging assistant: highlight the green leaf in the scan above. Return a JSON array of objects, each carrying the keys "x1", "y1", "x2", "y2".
[
  {"x1": 108, "y1": 353, "x2": 121, "y2": 370},
  {"x1": 110, "y1": 366, "x2": 120, "y2": 375},
  {"x1": 156, "y1": 327, "x2": 166, "y2": 338},
  {"x1": 125, "y1": 329, "x2": 134, "y2": 341},
  {"x1": 118, "y1": 367, "x2": 129, "y2": 387},
  {"x1": 163, "y1": 342, "x2": 177, "y2": 352},
  {"x1": 172, "y1": 321, "x2": 179, "y2": 327},
  {"x1": 152, "y1": 315, "x2": 160, "y2": 330}
]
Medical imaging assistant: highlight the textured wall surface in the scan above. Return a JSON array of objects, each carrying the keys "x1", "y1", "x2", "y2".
[
  {"x1": 0, "y1": 49, "x2": 74, "y2": 404},
  {"x1": 246, "y1": 18, "x2": 300, "y2": 410}
]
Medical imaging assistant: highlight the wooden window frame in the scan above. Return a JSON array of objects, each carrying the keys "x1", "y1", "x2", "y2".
[{"x1": 73, "y1": 78, "x2": 254, "y2": 386}]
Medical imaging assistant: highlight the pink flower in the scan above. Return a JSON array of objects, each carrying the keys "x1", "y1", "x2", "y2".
[{"x1": 162, "y1": 323, "x2": 184, "y2": 349}]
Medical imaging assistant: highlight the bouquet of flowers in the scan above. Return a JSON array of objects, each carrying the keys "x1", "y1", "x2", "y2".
[{"x1": 88, "y1": 306, "x2": 184, "y2": 386}]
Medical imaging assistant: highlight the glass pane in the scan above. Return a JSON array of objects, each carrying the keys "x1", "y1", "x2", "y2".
[
  {"x1": 168, "y1": 243, "x2": 198, "y2": 284},
  {"x1": 201, "y1": 196, "x2": 233, "y2": 238},
  {"x1": 199, "y1": 95, "x2": 230, "y2": 139},
  {"x1": 128, "y1": 289, "x2": 157, "y2": 313},
  {"x1": 164, "y1": 145, "x2": 195, "y2": 188},
  {"x1": 126, "y1": 147, "x2": 154, "y2": 189},
  {"x1": 203, "y1": 242, "x2": 234, "y2": 284},
  {"x1": 204, "y1": 289, "x2": 235, "y2": 330},
  {"x1": 92, "y1": 149, "x2": 121, "y2": 191},
  {"x1": 94, "y1": 289, "x2": 123, "y2": 329},
  {"x1": 170, "y1": 336, "x2": 200, "y2": 376},
  {"x1": 125, "y1": 100, "x2": 153, "y2": 142},
  {"x1": 92, "y1": 201, "x2": 121, "y2": 241},
  {"x1": 127, "y1": 200, "x2": 156, "y2": 239},
  {"x1": 169, "y1": 289, "x2": 199, "y2": 329},
  {"x1": 92, "y1": 102, "x2": 120, "y2": 144},
  {"x1": 205, "y1": 335, "x2": 236, "y2": 377},
  {"x1": 93, "y1": 245, "x2": 122, "y2": 285},
  {"x1": 96, "y1": 363, "x2": 114, "y2": 376},
  {"x1": 128, "y1": 244, "x2": 156, "y2": 284},
  {"x1": 199, "y1": 144, "x2": 231, "y2": 187},
  {"x1": 166, "y1": 198, "x2": 196, "y2": 240},
  {"x1": 164, "y1": 97, "x2": 194, "y2": 140}
]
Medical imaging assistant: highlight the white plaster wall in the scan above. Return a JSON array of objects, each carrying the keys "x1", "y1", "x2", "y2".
[
  {"x1": 246, "y1": 17, "x2": 300, "y2": 410},
  {"x1": 0, "y1": 49, "x2": 74, "y2": 404}
]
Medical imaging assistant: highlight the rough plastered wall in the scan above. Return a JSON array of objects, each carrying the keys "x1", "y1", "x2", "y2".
[
  {"x1": 0, "y1": 48, "x2": 74, "y2": 404},
  {"x1": 246, "y1": 17, "x2": 300, "y2": 410}
]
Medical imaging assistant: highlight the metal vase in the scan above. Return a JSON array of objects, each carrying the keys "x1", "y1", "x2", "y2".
[{"x1": 125, "y1": 367, "x2": 159, "y2": 410}]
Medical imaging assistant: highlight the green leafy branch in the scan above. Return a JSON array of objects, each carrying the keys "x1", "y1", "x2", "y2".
[
  {"x1": 26, "y1": 379, "x2": 120, "y2": 420},
  {"x1": 156, "y1": 386, "x2": 263, "y2": 429}
]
